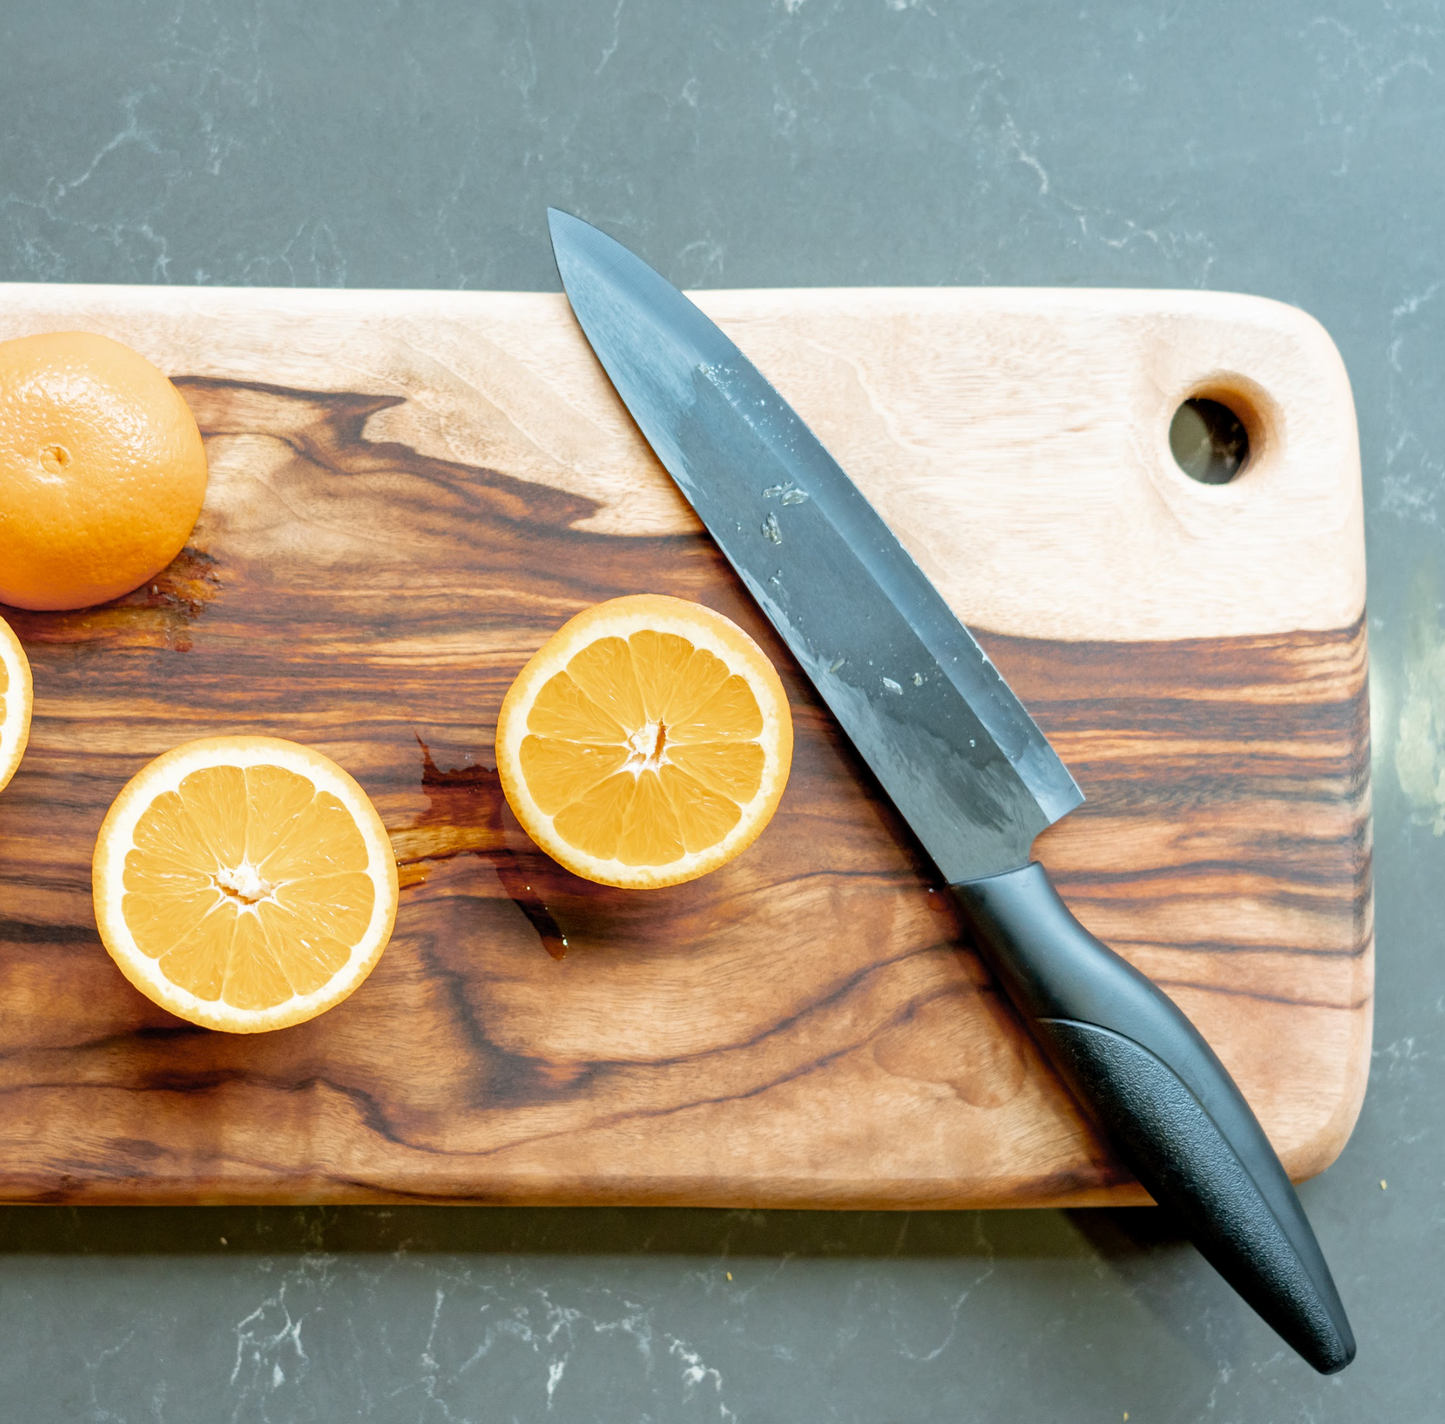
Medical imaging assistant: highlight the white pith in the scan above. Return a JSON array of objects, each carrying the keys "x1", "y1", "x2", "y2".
[
  {"x1": 212, "y1": 861, "x2": 277, "y2": 908},
  {"x1": 623, "y1": 720, "x2": 671, "y2": 774}
]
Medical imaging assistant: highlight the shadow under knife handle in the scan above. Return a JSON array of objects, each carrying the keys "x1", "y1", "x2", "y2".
[{"x1": 950, "y1": 861, "x2": 1355, "y2": 1374}]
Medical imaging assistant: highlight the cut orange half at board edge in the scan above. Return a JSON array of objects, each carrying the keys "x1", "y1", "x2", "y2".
[
  {"x1": 0, "y1": 616, "x2": 33, "y2": 795},
  {"x1": 496, "y1": 594, "x2": 794, "y2": 889},
  {"x1": 92, "y1": 736, "x2": 399, "y2": 1033}
]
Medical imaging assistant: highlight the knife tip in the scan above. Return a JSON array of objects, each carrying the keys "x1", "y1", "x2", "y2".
[
  {"x1": 546, "y1": 208, "x2": 583, "y2": 286},
  {"x1": 546, "y1": 206, "x2": 584, "y2": 239}
]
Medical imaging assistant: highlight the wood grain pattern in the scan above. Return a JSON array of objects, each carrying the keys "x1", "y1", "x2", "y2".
[{"x1": 0, "y1": 284, "x2": 1371, "y2": 1206}]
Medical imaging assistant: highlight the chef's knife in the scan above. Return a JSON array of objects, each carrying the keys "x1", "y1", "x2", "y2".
[{"x1": 547, "y1": 208, "x2": 1356, "y2": 1374}]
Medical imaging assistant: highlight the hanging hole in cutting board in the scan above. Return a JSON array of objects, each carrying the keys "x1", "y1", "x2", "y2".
[{"x1": 1169, "y1": 397, "x2": 1250, "y2": 484}]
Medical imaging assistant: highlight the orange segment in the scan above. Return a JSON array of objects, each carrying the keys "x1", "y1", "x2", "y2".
[
  {"x1": 270, "y1": 872, "x2": 376, "y2": 948},
  {"x1": 221, "y1": 913, "x2": 292, "y2": 1012},
  {"x1": 257, "y1": 787, "x2": 371, "y2": 880},
  {"x1": 669, "y1": 674, "x2": 763, "y2": 742},
  {"x1": 617, "y1": 769, "x2": 685, "y2": 866},
  {"x1": 552, "y1": 772, "x2": 637, "y2": 862},
  {"x1": 158, "y1": 927, "x2": 228, "y2": 1002},
  {"x1": 658, "y1": 765, "x2": 744, "y2": 854},
  {"x1": 243, "y1": 763, "x2": 320, "y2": 865},
  {"x1": 496, "y1": 595, "x2": 792, "y2": 889},
  {"x1": 527, "y1": 671, "x2": 626, "y2": 741},
  {"x1": 93, "y1": 736, "x2": 399, "y2": 1033},
  {"x1": 170, "y1": 766, "x2": 250, "y2": 868},
  {"x1": 123, "y1": 871, "x2": 221, "y2": 956},
  {"x1": 666, "y1": 741, "x2": 766, "y2": 801},
  {"x1": 565, "y1": 636, "x2": 647, "y2": 729},
  {"x1": 628, "y1": 630, "x2": 695, "y2": 720},
  {"x1": 519, "y1": 736, "x2": 630, "y2": 814},
  {"x1": 662, "y1": 647, "x2": 732, "y2": 727}
]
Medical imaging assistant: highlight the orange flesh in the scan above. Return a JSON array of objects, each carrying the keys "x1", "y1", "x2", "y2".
[
  {"x1": 520, "y1": 631, "x2": 767, "y2": 866},
  {"x1": 121, "y1": 764, "x2": 374, "y2": 1010}
]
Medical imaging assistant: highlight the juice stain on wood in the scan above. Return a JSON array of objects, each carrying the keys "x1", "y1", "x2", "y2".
[{"x1": 400, "y1": 737, "x2": 572, "y2": 960}]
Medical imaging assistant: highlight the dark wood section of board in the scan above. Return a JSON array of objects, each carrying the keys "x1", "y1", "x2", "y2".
[{"x1": 0, "y1": 379, "x2": 1372, "y2": 1206}]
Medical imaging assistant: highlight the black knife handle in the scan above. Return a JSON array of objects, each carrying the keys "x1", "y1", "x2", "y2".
[{"x1": 951, "y1": 861, "x2": 1355, "y2": 1374}]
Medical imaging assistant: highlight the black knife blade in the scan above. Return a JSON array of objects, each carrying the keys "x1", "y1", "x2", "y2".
[{"x1": 547, "y1": 207, "x2": 1356, "y2": 1373}]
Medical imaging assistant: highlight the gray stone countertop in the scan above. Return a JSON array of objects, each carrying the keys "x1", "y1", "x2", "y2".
[{"x1": 2, "y1": 2, "x2": 1439, "y2": 1419}]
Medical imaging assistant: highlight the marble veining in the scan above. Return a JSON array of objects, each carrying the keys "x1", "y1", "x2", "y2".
[{"x1": 1, "y1": 0, "x2": 1441, "y2": 1419}]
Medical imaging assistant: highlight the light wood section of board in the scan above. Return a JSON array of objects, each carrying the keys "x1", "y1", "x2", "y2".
[
  {"x1": 0, "y1": 282, "x2": 1362, "y2": 643},
  {"x1": 0, "y1": 283, "x2": 1370, "y2": 1206}
]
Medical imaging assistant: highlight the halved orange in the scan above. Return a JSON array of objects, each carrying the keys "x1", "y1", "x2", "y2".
[
  {"x1": 496, "y1": 594, "x2": 793, "y2": 888},
  {"x1": 0, "y1": 615, "x2": 32, "y2": 795},
  {"x1": 92, "y1": 736, "x2": 399, "y2": 1033}
]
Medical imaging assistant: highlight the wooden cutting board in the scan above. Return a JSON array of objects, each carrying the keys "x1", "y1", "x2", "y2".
[{"x1": 0, "y1": 282, "x2": 1371, "y2": 1207}]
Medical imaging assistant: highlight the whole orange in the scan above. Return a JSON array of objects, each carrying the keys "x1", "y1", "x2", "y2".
[{"x1": 0, "y1": 331, "x2": 208, "y2": 611}]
